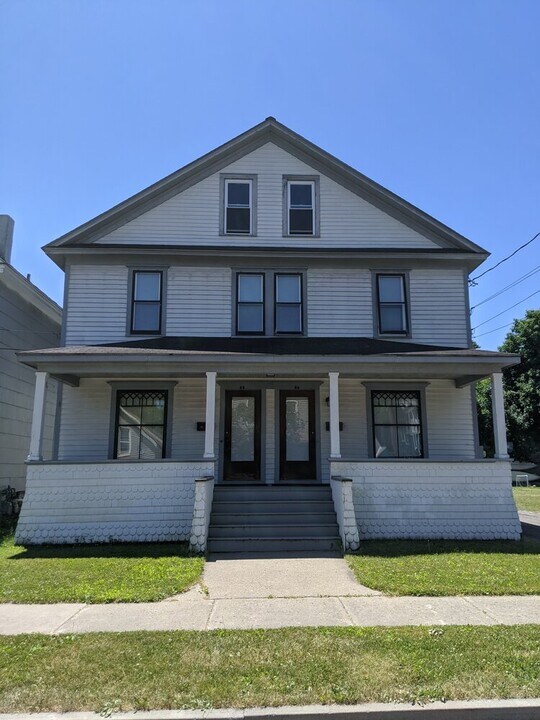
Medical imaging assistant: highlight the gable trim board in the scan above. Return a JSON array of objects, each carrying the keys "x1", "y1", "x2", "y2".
[{"x1": 43, "y1": 118, "x2": 487, "y2": 259}]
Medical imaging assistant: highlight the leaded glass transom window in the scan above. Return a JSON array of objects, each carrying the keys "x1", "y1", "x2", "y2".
[
  {"x1": 115, "y1": 390, "x2": 167, "y2": 460},
  {"x1": 372, "y1": 390, "x2": 423, "y2": 458}
]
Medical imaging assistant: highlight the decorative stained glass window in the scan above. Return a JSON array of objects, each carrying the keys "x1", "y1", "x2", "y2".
[
  {"x1": 115, "y1": 390, "x2": 167, "y2": 460},
  {"x1": 372, "y1": 390, "x2": 423, "y2": 458}
]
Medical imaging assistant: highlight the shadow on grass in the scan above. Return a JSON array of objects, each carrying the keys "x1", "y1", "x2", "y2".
[{"x1": 351, "y1": 538, "x2": 540, "y2": 559}]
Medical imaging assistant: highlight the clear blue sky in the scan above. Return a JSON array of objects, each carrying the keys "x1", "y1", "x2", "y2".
[{"x1": 1, "y1": 0, "x2": 539, "y2": 349}]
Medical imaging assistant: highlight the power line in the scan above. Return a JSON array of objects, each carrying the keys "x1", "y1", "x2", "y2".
[
  {"x1": 472, "y1": 289, "x2": 540, "y2": 330},
  {"x1": 470, "y1": 264, "x2": 540, "y2": 311},
  {"x1": 469, "y1": 231, "x2": 540, "y2": 285},
  {"x1": 474, "y1": 322, "x2": 514, "y2": 339}
]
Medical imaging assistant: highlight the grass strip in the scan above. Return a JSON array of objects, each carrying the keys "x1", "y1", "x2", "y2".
[
  {"x1": 513, "y1": 486, "x2": 540, "y2": 513},
  {"x1": 0, "y1": 521, "x2": 204, "y2": 603},
  {"x1": 346, "y1": 539, "x2": 540, "y2": 595},
  {"x1": 0, "y1": 626, "x2": 539, "y2": 713}
]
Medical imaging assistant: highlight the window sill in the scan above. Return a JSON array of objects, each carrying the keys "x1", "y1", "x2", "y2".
[{"x1": 282, "y1": 234, "x2": 320, "y2": 239}]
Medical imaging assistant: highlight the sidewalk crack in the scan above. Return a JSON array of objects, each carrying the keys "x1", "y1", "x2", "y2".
[
  {"x1": 461, "y1": 596, "x2": 501, "y2": 624},
  {"x1": 337, "y1": 596, "x2": 355, "y2": 626},
  {"x1": 52, "y1": 605, "x2": 88, "y2": 635}
]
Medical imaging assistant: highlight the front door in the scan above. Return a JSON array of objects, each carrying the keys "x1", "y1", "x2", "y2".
[
  {"x1": 223, "y1": 390, "x2": 261, "y2": 482},
  {"x1": 279, "y1": 390, "x2": 316, "y2": 481}
]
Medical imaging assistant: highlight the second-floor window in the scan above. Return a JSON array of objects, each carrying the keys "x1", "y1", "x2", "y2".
[
  {"x1": 275, "y1": 274, "x2": 303, "y2": 333},
  {"x1": 287, "y1": 181, "x2": 315, "y2": 235},
  {"x1": 236, "y1": 271, "x2": 304, "y2": 335},
  {"x1": 237, "y1": 273, "x2": 265, "y2": 334},
  {"x1": 225, "y1": 179, "x2": 252, "y2": 234},
  {"x1": 131, "y1": 270, "x2": 162, "y2": 334},
  {"x1": 376, "y1": 274, "x2": 409, "y2": 335}
]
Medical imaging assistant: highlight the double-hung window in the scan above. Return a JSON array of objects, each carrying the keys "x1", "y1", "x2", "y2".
[
  {"x1": 235, "y1": 271, "x2": 304, "y2": 335},
  {"x1": 275, "y1": 274, "x2": 303, "y2": 333},
  {"x1": 131, "y1": 271, "x2": 162, "y2": 334},
  {"x1": 236, "y1": 273, "x2": 265, "y2": 334},
  {"x1": 287, "y1": 180, "x2": 315, "y2": 235},
  {"x1": 372, "y1": 390, "x2": 423, "y2": 458},
  {"x1": 225, "y1": 179, "x2": 252, "y2": 234},
  {"x1": 115, "y1": 390, "x2": 167, "y2": 460},
  {"x1": 376, "y1": 274, "x2": 408, "y2": 335}
]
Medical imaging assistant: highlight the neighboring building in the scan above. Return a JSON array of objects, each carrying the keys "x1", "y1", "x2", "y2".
[
  {"x1": 0, "y1": 215, "x2": 61, "y2": 496},
  {"x1": 15, "y1": 119, "x2": 521, "y2": 551}
]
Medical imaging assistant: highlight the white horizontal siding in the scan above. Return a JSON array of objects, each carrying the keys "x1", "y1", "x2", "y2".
[
  {"x1": 409, "y1": 268, "x2": 468, "y2": 347},
  {"x1": 307, "y1": 269, "x2": 372, "y2": 336},
  {"x1": 65, "y1": 265, "x2": 129, "y2": 345},
  {"x1": 0, "y1": 281, "x2": 60, "y2": 489},
  {"x1": 167, "y1": 267, "x2": 231, "y2": 336},
  {"x1": 427, "y1": 380, "x2": 475, "y2": 459},
  {"x1": 96, "y1": 143, "x2": 439, "y2": 250},
  {"x1": 58, "y1": 380, "x2": 111, "y2": 460}
]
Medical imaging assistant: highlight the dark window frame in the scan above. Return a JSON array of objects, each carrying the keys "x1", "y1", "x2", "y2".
[
  {"x1": 236, "y1": 272, "x2": 266, "y2": 336},
  {"x1": 282, "y1": 175, "x2": 320, "y2": 237},
  {"x1": 371, "y1": 389, "x2": 424, "y2": 459},
  {"x1": 274, "y1": 272, "x2": 303, "y2": 335},
  {"x1": 375, "y1": 273, "x2": 409, "y2": 336},
  {"x1": 130, "y1": 270, "x2": 163, "y2": 335},
  {"x1": 219, "y1": 174, "x2": 257, "y2": 236},
  {"x1": 113, "y1": 389, "x2": 169, "y2": 460},
  {"x1": 224, "y1": 178, "x2": 252, "y2": 235}
]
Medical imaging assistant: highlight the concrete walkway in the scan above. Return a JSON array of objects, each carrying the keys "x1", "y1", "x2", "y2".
[
  {"x1": 1, "y1": 554, "x2": 539, "y2": 634},
  {"x1": 520, "y1": 510, "x2": 540, "y2": 539}
]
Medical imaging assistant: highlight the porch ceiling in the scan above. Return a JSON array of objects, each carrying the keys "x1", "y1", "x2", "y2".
[{"x1": 17, "y1": 343, "x2": 519, "y2": 387}]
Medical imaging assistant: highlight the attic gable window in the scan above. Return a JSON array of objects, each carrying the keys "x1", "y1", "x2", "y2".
[
  {"x1": 225, "y1": 179, "x2": 252, "y2": 235},
  {"x1": 284, "y1": 177, "x2": 319, "y2": 236}
]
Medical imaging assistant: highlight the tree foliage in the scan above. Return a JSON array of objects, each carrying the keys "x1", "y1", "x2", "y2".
[{"x1": 476, "y1": 310, "x2": 540, "y2": 461}]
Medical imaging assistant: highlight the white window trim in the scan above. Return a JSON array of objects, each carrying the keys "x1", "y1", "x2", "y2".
[{"x1": 287, "y1": 180, "x2": 315, "y2": 236}]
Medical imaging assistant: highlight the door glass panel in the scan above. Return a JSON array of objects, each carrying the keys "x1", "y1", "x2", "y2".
[
  {"x1": 231, "y1": 397, "x2": 255, "y2": 461},
  {"x1": 285, "y1": 397, "x2": 310, "y2": 461}
]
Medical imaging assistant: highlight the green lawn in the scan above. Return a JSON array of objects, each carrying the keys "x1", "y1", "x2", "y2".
[
  {"x1": 0, "y1": 627, "x2": 538, "y2": 712},
  {"x1": 0, "y1": 520, "x2": 204, "y2": 603},
  {"x1": 513, "y1": 486, "x2": 540, "y2": 512},
  {"x1": 346, "y1": 539, "x2": 540, "y2": 596}
]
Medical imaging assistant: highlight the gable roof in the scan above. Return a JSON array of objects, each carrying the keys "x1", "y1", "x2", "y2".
[{"x1": 44, "y1": 117, "x2": 487, "y2": 255}]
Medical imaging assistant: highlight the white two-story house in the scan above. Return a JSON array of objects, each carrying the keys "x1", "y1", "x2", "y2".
[{"x1": 15, "y1": 118, "x2": 521, "y2": 552}]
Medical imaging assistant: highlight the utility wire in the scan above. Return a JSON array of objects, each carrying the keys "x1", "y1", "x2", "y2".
[
  {"x1": 472, "y1": 289, "x2": 540, "y2": 330},
  {"x1": 469, "y1": 231, "x2": 540, "y2": 285},
  {"x1": 474, "y1": 321, "x2": 514, "y2": 339},
  {"x1": 470, "y1": 264, "x2": 540, "y2": 311}
]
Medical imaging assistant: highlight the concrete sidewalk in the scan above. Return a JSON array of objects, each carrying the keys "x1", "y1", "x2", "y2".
[
  {"x1": 1, "y1": 592, "x2": 539, "y2": 635},
  {"x1": 520, "y1": 510, "x2": 540, "y2": 539}
]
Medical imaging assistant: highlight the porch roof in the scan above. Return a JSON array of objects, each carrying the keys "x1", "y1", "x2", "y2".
[{"x1": 18, "y1": 336, "x2": 519, "y2": 387}]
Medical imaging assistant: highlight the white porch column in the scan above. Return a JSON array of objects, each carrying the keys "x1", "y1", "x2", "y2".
[
  {"x1": 491, "y1": 372, "x2": 509, "y2": 459},
  {"x1": 329, "y1": 371, "x2": 341, "y2": 459},
  {"x1": 204, "y1": 371, "x2": 217, "y2": 459},
  {"x1": 27, "y1": 371, "x2": 48, "y2": 462}
]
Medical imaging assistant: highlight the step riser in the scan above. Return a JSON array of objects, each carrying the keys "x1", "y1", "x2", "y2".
[
  {"x1": 207, "y1": 538, "x2": 341, "y2": 553},
  {"x1": 209, "y1": 524, "x2": 339, "y2": 539},
  {"x1": 213, "y1": 488, "x2": 332, "y2": 500},
  {"x1": 210, "y1": 513, "x2": 338, "y2": 526},
  {"x1": 211, "y1": 501, "x2": 335, "y2": 513}
]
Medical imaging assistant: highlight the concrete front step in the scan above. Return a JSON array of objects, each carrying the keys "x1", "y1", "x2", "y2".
[
  {"x1": 213, "y1": 485, "x2": 332, "y2": 500},
  {"x1": 209, "y1": 523, "x2": 340, "y2": 539},
  {"x1": 212, "y1": 500, "x2": 335, "y2": 514},
  {"x1": 207, "y1": 537, "x2": 342, "y2": 553},
  {"x1": 210, "y1": 512, "x2": 338, "y2": 525}
]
